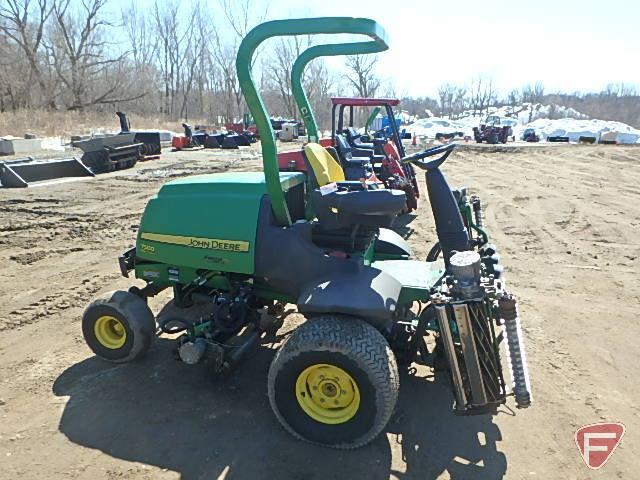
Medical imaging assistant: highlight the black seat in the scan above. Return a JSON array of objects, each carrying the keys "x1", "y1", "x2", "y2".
[
  {"x1": 335, "y1": 133, "x2": 385, "y2": 174},
  {"x1": 303, "y1": 143, "x2": 405, "y2": 230},
  {"x1": 345, "y1": 127, "x2": 375, "y2": 150},
  {"x1": 312, "y1": 189, "x2": 406, "y2": 230},
  {"x1": 334, "y1": 134, "x2": 379, "y2": 179},
  {"x1": 344, "y1": 128, "x2": 388, "y2": 157},
  {"x1": 335, "y1": 132, "x2": 373, "y2": 159}
]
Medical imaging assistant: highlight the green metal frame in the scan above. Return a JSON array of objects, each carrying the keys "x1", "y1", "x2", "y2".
[
  {"x1": 291, "y1": 40, "x2": 388, "y2": 143},
  {"x1": 364, "y1": 106, "x2": 381, "y2": 134},
  {"x1": 236, "y1": 17, "x2": 389, "y2": 226}
]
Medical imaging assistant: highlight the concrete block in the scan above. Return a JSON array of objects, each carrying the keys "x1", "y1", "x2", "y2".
[{"x1": 0, "y1": 138, "x2": 43, "y2": 155}]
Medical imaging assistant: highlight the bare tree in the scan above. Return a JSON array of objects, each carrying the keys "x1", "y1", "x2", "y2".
[
  {"x1": 122, "y1": 1, "x2": 156, "y2": 70},
  {"x1": 345, "y1": 54, "x2": 380, "y2": 98},
  {"x1": 0, "y1": 0, "x2": 57, "y2": 108},
  {"x1": 521, "y1": 82, "x2": 545, "y2": 121},
  {"x1": 210, "y1": 0, "x2": 268, "y2": 122},
  {"x1": 302, "y1": 58, "x2": 335, "y2": 130},
  {"x1": 49, "y1": 0, "x2": 144, "y2": 110},
  {"x1": 507, "y1": 89, "x2": 520, "y2": 114},
  {"x1": 262, "y1": 37, "x2": 308, "y2": 119},
  {"x1": 452, "y1": 86, "x2": 468, "y2": 117},
  {"x1": 437, "y1": 83, "x2": 455, "y2": 117},
  {"x1": 470, "y1": 76, "x2": 495, "y2": 117}
]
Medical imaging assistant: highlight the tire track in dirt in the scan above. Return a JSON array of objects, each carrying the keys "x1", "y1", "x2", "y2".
[{"x1": 0, "y1": 273, "x2": 120, "y2": 331}]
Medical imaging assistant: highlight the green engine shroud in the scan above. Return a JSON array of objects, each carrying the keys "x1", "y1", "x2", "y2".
[{"x1": 135, "y1": 171, "x2": 305, "y2": 276}]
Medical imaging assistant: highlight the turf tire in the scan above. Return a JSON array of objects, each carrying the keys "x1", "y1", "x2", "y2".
[{"x1": 268, "y1": 315, "x2": 399, "y2": 449}]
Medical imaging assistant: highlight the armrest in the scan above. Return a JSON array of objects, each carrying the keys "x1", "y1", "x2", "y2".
[
  {"x1": 336, "y1": 181, "x2": 367, "y2": 191},
  {"x1": 354, "y1": 140, "x2": 375, "y2": 149},
  {"x1": 343, "y1": 156, "x2": 372, "y2": 165},
  {"x1": 352, "y1": 147, "x2": 375, "y2": 158}
]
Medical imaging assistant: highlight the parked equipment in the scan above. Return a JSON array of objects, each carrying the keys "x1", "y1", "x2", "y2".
[
  {"x1": 547, "y1": 135, "x2": 570, "y2": 143},
  {"x1": 204, "y1": 134, "x2": 224, "y2": 149},
  {"x1": 578, "y1": 136, "x2": 597, "y2": 144},
  {"x1": 116, "y1": 112, "x2": 162, "y2": 158},
  {"x1": 203, "y1": 132, "x2": 251, "y2": 149},
  {"x1": 74, "y1": 134, "x2": 141, "y2": 173},
  {"x1": 599, "y1": 131, "x2": 619, "y2": 144},
  {"x1": 331, "y1": 97, "x2": 420, "y2": 212},
  {"x1": 281, "y1": 35, "x2": 421, "y2": 211},
  {"x1": 225, "y1": 113, "x2": 260, "y2": 140},
  {"x1": 473, "y1": 115, "x2": 515, "y2": 144},
  {"x1": 522, "y1": 128, "x2": 540, "y2": 142},
  {"x1": 82, "y1": 17, "x2": 531, "y2": 450},
  {"x1": 172, "y1": 124, "x2": 206, "y2": 151},
  {"x1": 0, "y1": 156, "x2": 94, "y2": 188},
  {"x1": 436, "y1": 132, "x2": 464, "y2": 141},
  {"x1": 279, "y1": 123, "x2": 299, "y2": 141}
]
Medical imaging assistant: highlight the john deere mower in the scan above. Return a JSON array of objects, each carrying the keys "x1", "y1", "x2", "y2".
[{"x1": 82, "y1": 17, "x2": 532, "y2": 449}]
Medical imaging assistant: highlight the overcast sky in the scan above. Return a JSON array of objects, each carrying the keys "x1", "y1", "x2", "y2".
[{"x1": 114, "y1": 0, "x2": 640, "y2": 97}]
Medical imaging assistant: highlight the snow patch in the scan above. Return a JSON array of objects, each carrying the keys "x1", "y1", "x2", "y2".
[{"x1": 405, "y1": 102, "x2": 640, "y2": 144}]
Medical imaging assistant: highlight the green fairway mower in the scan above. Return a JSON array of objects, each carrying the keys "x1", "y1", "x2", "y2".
[{"x1": 82, "y1": 17, "x2": 532, "y2": 449}]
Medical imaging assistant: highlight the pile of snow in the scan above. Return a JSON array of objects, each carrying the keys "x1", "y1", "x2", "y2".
[
  {"x1": 395, "y1": 110, "x2": 418, "y2": 124},
  {"x1": 481, "y1": 103, "x2": 588, "y2": 125},
  {"x1": 41, "y1": 136, "x2": 66, "y2": 151},
  {"x1": 513, "y1": 118, "x2": 640, "y2": 144},
  {"x1": 406, "y1": 117, "x2": 473, "y2": 138},
  {"x1": 405, "y1": 101, "x2": 640, "y2": 144}
]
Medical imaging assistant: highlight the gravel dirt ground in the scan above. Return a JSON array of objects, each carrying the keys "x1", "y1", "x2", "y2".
[{"x1": 0, "y1": 143, "x2": 638, "y2": 479}]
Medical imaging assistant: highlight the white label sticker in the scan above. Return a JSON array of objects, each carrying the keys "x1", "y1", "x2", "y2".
[{"x1": 320, "y1": 182, "x2": 338, "y2": 196}]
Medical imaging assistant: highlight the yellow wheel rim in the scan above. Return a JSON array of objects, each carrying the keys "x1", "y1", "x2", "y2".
[
  {"x1": 295, "y1": 363, "x2": 360, "y2": 425},
  {"x1": 94, "y1": 315, "x2": 127, "y2": 349}
]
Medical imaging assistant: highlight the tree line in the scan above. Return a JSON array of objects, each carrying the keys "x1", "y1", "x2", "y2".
[
  {"x1": 0, "y1": 0, "x2": 388, "y2": 129},
  {"x1": 1, "y1": 0, "x2": 638, "y2": 130},
  {"x1": 409, "y1": 80, "x2": 639, "y2": 128}
]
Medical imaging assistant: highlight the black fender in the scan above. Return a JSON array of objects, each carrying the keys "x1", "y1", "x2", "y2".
[
  {"x1": 375, "y1": 227, "x2": 411, "y2": 258},
  {"x1": 297, "y1": 267, "x2": 402, "y2": 331}
]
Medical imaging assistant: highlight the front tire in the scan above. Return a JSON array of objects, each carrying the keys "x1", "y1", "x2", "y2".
[
  {"x1": 268, "y1": 316, "x2": 399, "y2": 449},
  {"x1": 82, "y1": 290, "x2": 156, "y2": 363}
]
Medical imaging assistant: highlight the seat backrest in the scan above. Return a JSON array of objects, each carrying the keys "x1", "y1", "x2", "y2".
[
  {"x1": 334, "y1": 134, "x2": 352, "y2": 159},
  {"x1": 303, "y1": 143, "x2": 345, "y2": 187},
  {"x1": 346, "y1": 127, "x2": 359, "y2": 141}
]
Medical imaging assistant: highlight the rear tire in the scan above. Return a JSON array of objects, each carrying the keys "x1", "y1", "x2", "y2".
[
  {"x1": 268, "y1": 315, "x2": 399, "y2": 449},
  {"x1": 82, "y1": 290, "x2": 155, "y2": 363}
]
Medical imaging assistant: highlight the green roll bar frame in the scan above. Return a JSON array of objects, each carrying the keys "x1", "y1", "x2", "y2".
[
  {"x1": 291, "y1": 40, "x2": 388, "y2": 144},
  {"x1": 236, "y1": 17, "x2": 389, "y2": 226}
]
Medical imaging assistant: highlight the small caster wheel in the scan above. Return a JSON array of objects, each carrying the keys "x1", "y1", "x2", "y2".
[{"x1": 82, "y1": 290, "x2": 156, "y2": 363}]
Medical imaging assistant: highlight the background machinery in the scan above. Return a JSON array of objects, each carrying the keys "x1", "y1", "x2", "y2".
[
  {"x1": 116, "y1": 111, "x2": 163, "y2": 158},
  {"x1": 473, "y1": 115, "x2": 516, "y2": 144}
]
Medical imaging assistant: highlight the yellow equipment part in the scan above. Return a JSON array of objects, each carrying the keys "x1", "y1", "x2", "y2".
[
  {"x1": 303, "y1": 143, "x2": 346, "y2": 186},
  {"x1": 94, "y1": 315, "x2": 127, "y2": 349},
  {"x1": 295, "y1": 363, "x2": 360, "y2": 424}
]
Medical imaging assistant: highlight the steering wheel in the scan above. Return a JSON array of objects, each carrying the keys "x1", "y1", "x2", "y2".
[{"x1": 401, "y1": 143, "x2": 456, "y2": 170}]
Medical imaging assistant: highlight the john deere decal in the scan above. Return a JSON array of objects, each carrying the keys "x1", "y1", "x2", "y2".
[{"x1": 141, "y1": 232, "x2": 250, "y2": 253}]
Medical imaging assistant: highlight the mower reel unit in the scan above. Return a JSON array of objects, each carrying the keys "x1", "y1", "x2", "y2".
[{"x1": 82, "y1": 17, "x2": 532, "y2": 449}]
